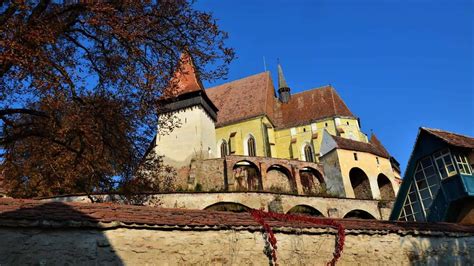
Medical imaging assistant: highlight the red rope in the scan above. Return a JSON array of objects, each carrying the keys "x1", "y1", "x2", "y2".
[{"x1": 249, "y1": 209, "x2": 345, "y2": 266}]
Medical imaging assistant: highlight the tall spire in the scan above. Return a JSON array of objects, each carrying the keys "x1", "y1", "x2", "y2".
[
  {"x1": 277, "y1": 62, "x2": 291, "y2": 103},
  {"x1": 163, "y1": 52, "x2": 204, "y2": 99}
]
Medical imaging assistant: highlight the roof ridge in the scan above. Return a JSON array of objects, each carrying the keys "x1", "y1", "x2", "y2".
[
  {"x1": 289, "y1": 85, "x2": 332, "y2": 96},
  {"x1": 422, "y1": 127, "x2": 474, "y2": 139},
  {"x1": 205, "y1": 71, "x2": 270, "y2": 91}
]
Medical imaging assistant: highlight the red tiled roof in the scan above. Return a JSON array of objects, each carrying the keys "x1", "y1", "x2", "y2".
[
  {"x1": 0, "y1": 198, "x2": 473, "y2": 234},
  {"x1": 162, "y1": 52, "x2": 204, "y2": 99},
  {"x1": 423, "y1": 128, "x2": 474, "y2": 149},
  {"x1": 206, "y1": 72, "x2": 276, "y2": 127},
  {"x1": 369, "y1": 134, "x2": 391, "y2": 158},
  {"x1": 206, "y1": 72, "x2": 354, "y2": 128},
  {"x1": 274, "y1": 86, "x2": 354, "y2": 128},
  {"x1": 331, "y1": 135, "x2": 390, "y2": 158}
]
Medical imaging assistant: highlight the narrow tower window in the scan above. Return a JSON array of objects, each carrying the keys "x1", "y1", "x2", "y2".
[
  {"x1": 247, "y1": 136, "x2": 256, "y2": 156},
  {"x1": 220, "y1": 140, "x2": 228, "y2": 158},
  {"x1": 354, "y1": 153, "x2": 358, "y2": 161},
  {"x1": 304, "y1": 145, "x2": 314, "y2": 162}
]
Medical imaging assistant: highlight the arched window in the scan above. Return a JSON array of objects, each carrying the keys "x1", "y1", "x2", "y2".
[
  {"x1": 220, "y1": 140, "x2": 228, "y2": 158},
  {"x1": 247, "y1": 136, "x2": 256, "y2": 156},
  {"x1": 304, "y1": 144, "x2": 314, "y2": 162}
]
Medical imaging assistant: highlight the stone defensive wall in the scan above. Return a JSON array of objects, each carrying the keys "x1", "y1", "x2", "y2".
[
  {"x1": 43, "y1": 192, "x2": 393, "y2": 220},
  {"x1": 1, "y1": 198, "x2": 473, "y2": 265},
  {"x1": 181, "y1": 155, "x2": 329, "y2": 195}
]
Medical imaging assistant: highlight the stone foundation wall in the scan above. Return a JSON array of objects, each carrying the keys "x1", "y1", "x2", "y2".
[
  {"x1": 188, "y1": 158, "x2": 226, "y2": 191},
  {"x1": 1, "y1": 227, "x2": 473, "y2": 265}
]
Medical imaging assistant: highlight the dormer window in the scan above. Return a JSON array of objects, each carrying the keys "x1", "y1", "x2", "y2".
[
  {"x1": 454, "y1": 153, "x2": 472, "y2": 175},
  {"x1": 433, "y1": 149, "x2": 457, "y2": 178}
]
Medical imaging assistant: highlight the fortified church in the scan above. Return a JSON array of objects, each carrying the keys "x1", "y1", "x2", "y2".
[{"x1": 151, "y1": 53, "x2": 402, "y2": 217}]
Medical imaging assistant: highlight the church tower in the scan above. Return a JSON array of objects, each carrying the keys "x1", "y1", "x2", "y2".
[
  {"x1": 154, "y1": 53, "x2": 218, "y2": 167},
  {"x1": 277, "y1": 63, "x2": 291, "y2": 103}
]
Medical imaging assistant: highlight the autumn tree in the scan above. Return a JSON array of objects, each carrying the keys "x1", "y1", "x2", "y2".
[{"x1": 0, "y1": 0, "x2": 234, "y2": 198}]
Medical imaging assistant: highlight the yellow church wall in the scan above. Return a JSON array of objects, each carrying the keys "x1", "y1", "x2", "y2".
[
  {"x1": 337, "y1": 117, "x2": 367, "y2": 142},
  {"x1": 215, "y1": 116, "x2": 275, "y2": 157},
  {"x1": 273, "y1": 118, "x2": 335, "y2": 161},
  {"x1": 335, "y1": 149, "x2": 399, "y2": 200},
  {"x1": 273, "y1": 117, "x2": 363, "y2": 161}
]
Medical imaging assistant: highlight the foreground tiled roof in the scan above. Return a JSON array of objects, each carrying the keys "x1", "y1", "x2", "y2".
[
  {"x1": 206, "y1": 72, "x2": 354, "y2": 129},
  {"x1": 331, "y1": 135, "x2": 390, "y2": 158},
  {"x1": 423, "y1": 127, "x2": 474, "y2": 149},
  {"x1": 0, "y1": 199, "x2": 473, "y2": 234}
]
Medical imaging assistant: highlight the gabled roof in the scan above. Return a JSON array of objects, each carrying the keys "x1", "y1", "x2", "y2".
[
  {"x1": 205, "y1": 72, "x2": 355, "y2": 128},
  {"x1": 422, "y1": 128, "x2": 474, "y2": 149},
  {"x1": 330, "y1": 134, "x2": 390, "y2": 158},
  {"x1": 370, "y1": 133, "x2": 391, "y2": 158},
  {"x1": 206, "y1": 72, "x2": 276, "y2": 127},
  {"x1": 274, "y1": 86, "x2": 354, "y2": 128}
]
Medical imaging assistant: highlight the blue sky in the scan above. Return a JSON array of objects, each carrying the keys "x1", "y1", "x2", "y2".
[{"x1": 195, "y1": 0, "x2": 473, "y2": 173}]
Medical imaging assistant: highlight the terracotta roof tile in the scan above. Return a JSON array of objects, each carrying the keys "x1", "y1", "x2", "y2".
[
  {"x1": 274, "y1": 86, "x2": 354, "y2": 128},
  {"x1": 1, "y1": 199, "x2": 473, "y2": 234},
  {"x1": 162, "y1": 52, "x2": 204, "y2": 99},
  {"x1": 206, "y1": 73, "x2": 355, "y2": 129},
  {"x1": 423, "y1": 128, "x2": 474, "y2": 149},
  {"x1": 369, "y1": 133, "x2": 391, "y2": 158},
  {"x1": 206, "y1": 72, "x2": 275, "y2": 127},
  {"x1": 331, "y1": 134, "x2": 390, "y2": 158}
]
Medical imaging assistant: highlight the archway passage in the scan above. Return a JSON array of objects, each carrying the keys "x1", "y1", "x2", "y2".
[
  {"x1": 265, "y1": 165, "x2": 294, "y2": 193},
  {"x1": 299, "y1": 167, "x2": 325, "y2": 195},
  {"x1": 343, "y1": 209, "x2": 376, "y2": 219},
  {"x1": 377, "y1": 174, "x2": 395, "y2": 200},
  {"x1": 233, "y1": 161, "x2": 262, "y2": 191},
  {"x1": 287, "y1": 205, "x2": 324, "y2": 217},
  {"x1": 349, "y1": 168, "x2": 373, "y2": 199},
  {"x1": 204, "y1": 202, "x2": 250, "y2": 213}
]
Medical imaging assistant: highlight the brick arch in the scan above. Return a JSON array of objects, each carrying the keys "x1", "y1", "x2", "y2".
[
  {"x1": 232, "y1": 160, "x2": 262, "y2": 191},
  {"x1": 299, "y1": 166, "x2": 325, "y2": 195},
  {"x1": 264, "y1": 164, "x2": 295, "y2": 193},
  {"x1": 204, "y1": 202, "x2": 251, "y2": 213},
  {"x1": 286, "y1": 204, "x2": 325, "y2": 217},
  {"x1": 343, "y1": 209, "x2": 377, "y2": 219}
]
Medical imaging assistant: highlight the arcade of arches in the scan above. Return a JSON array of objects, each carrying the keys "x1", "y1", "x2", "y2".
[
  {"x1": 187, "y1": 156, "x2": 397, "y2": 200},
  {"x1": 224, "y1": 156, "x2": 325, "y2": 196},
  {"x1": 348, "y1": 167, "x2": 396, "y2": 200}
]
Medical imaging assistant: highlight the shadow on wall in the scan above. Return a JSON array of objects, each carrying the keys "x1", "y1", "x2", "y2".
[
  {"x1": 0, "y1": 202, "x2": 123, "y2": 265},
  {"x1": 401, "y1": 234, "x2": 474, "y2": 265}
]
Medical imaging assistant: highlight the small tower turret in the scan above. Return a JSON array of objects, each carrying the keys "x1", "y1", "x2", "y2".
[{"x1": 277, "y1": 63, "x2": 291, "y2": 103}]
